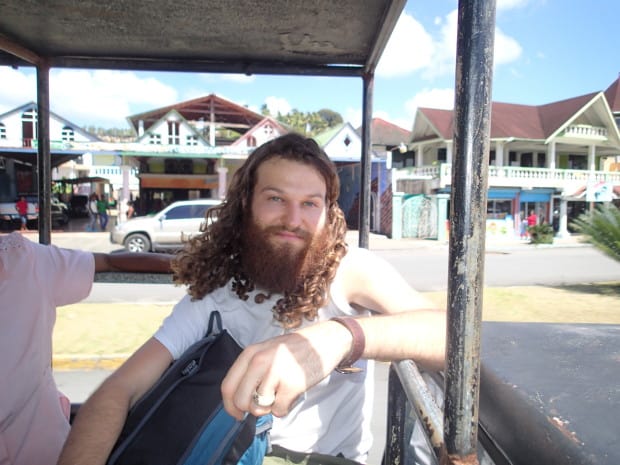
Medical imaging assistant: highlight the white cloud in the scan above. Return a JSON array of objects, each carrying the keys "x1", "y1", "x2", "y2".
[
  {"x1": 494, "y1": 29, "x2": 523, "y2": 66},
  {"x1": 376, "y1": 12, "x2": 435, "y2": 78},
  {"x1": 264, "y1": 96, "x2": 291, "y2": 116},
  {"x1": 343, "y1": 107, "x2": 411, "y2": 132},
  {"x1": 220, "y1": 74, "x2": 256, "y2": 84},
  {"x1": 379, "y1": 8, "x2": 523, "y2": 83},
  {"x1": 49, "y1": 70, "x2": 178, "y2": 127},
  {"x1": 497, "y1": 0, "x2": 530, "y2": 11},
  {"x1": 344, "y1": 107, "x2": 362, "y2": 129},
  {"x1": 404, "y1": 88, "x2": 455, "y2": 119},
  {"x1": 0, "y1": 68, "x2": 36, "y2": 113},
  {"x1": 421, "y1": 10, "x2": 459, "y2": 80},
  {"x1": 0, "y1": 68, "x2": 178, "y2": 128}
]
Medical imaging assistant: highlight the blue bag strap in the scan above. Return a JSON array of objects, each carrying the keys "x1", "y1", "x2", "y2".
[{"x1": 207, "y1": 310, "x2": 223, "y2": 336}]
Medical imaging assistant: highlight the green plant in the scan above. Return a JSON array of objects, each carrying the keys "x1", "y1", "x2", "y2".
[
  {"x1": 528, "y1": 223, "x2": 554, "y2": 244},
  {"x1": 571, "y1": 204, "x2": 620, "y2": 262}
]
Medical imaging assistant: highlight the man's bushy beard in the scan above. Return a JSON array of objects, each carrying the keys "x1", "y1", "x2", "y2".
[{"x1": 240, "y1": 217, "x2": 329, "y2": 295}]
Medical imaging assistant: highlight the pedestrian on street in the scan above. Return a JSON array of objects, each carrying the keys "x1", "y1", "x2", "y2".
[
  {"x1": 97, "y1": 195, "x2": 109, "y2": 231},
  {"x1": 87, "y1": 193, "x2": 99, "y2": 232},
  {"x1": 15, "y1": 196, "x2": 29, "y2": 232}
]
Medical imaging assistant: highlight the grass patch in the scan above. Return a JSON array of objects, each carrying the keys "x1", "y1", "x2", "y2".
[
  {"x1": 52, "y1": 283, "x2": 620, "y2": 370},
  {"x1": 423, "y1": 282, "x2": 620, "y2": 323},
  {"x1": 54, "y1": 303, "x2": 172, "y2": 357}
]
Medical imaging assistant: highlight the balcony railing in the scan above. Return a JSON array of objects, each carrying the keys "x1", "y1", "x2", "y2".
[
  {"x1": 563, "y1": 124, "x2": 608, "y2": 139},
  {"x1": 394, "y1": 164, "x2": 620, "y2": 192}
]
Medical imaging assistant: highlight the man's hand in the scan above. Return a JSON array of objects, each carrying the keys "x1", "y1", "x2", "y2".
[{"x1": 221, "y1": 321, "x2": 352, "y2": 419}]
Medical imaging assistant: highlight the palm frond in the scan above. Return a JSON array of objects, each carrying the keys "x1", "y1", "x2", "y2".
[{"x1": 571, "y1": 204, "x2": 620, "y2": 262}]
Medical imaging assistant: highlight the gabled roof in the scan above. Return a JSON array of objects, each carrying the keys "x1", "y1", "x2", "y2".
[
  {"x1": 0, "y1": 101, "x2": 100, "y2": 141},
  {"x1": 136, "y1": 108, "x2": 208, "y2": 145},
  {"x1": 414, "y1": 108, "x2": 453, "y2": 140},
  {"x1": 537, "y1": 92, "x2": 599, "y2": 137},
  {"x1": 230, "y1": 116, "x2": 289, "y2": 146},
  {"x1": 490, "y1": 102, "x2": 544, "y2": 139},
  {"x1": 0, "y1": 101, "x2": 38, "y2": 120},
  {"x1": 358, "y1": 117, "x2": 410, "y2": 148},
  {"x1": 414, "y1": 80, "x2": 619, "y2": 146},
  {"x1": 314, "y1": 122, "x2": 363, "y2": 162},
  {"x1": 314, "y1": 123, "x2": 347, "y2": 147},
  {"x1": 605, "y1": 77, "x2": 620, "y2": 113},
  {"x1": 127, "y1": 94, "x2": 266, "y2": 136}
]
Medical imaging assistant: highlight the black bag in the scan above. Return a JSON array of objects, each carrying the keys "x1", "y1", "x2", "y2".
[{"x1": 107, "y1": 311, "x2": 272, "y2": 465}]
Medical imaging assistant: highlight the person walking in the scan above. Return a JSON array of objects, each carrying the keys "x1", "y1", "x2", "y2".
[
  {"x1": 87, "y1": 194, "x2": 99, "y2": 232},
  {"x1": 15, "y1": 196, "x2": 29, "y2": 232},
  {"x1": 97, "y1": 195, "x2": 109, "y2": 231}
]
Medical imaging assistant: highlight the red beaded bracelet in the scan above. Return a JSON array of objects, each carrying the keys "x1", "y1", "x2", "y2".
[{"x1": 331, "y1": 317, "x2": 365, "y2": 374}]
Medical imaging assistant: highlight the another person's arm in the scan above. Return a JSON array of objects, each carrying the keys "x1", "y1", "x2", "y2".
[
  {"x1": 93, "y1": 252, "x2": 173, "y2": 274},
  {"x1": 57, "y1": 338, "x2": 173, "y2": 465}
]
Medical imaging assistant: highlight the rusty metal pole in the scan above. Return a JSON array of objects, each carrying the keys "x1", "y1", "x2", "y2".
[
  {"x1": 36, "y1": 59, "x2": 52, "y2": 245},
  {"x1": 358, "y1": 72, "x2": 374, "y2": 249},
  {"x1": 442, "y1": 1, "x2": 496, "y2": 464}
]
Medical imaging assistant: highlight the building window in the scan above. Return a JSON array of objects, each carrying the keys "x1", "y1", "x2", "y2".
[
  {"x1": 568, "y1": 154, "x2": 587, "y2": 170},
  {"x1": 487, "y1": 200, "x2": 512, "y2": 219},
  {"x1": 168, "y1": 121, "x2": 180, "y2": 145},
  {"x1": 0, "y1": 123, "x2": 6, "y2": 139},
  {"x1": 509, "y1": 151, "x2": 518, "y2": 166},
  {"x1": 186, "y1": 135, "x2": 198, "y2": 146},
  {"x1": 247, "y1": 136, "x2": 257, "y2": 147},
  {"x1": 149, "y1": 134, "x2": 162, "y2": 145},
  {"x1": 61, "y1": 126, "x2": 75, "y2": 142},
  {"x1": 438, "y1": 148, "x2": 447, "y2": 163},
  {"x1": 521, "y1": 153, "x2": 533, "y2": 167},
  {"x1": 21, "y1": 108, "x2": 37, "y2": 147}
]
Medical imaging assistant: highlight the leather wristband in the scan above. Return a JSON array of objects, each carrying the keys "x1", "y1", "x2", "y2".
[{"x1": 331, "y1": 317, "x2": 365, "y2": 374}]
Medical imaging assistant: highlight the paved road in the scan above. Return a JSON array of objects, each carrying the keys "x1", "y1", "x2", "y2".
[{"x1": 381, "y1": 246, "x2": 620, "y2": 291}]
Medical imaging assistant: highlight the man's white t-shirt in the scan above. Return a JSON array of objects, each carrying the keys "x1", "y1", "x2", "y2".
[{"x1": 154, "y1": 247, "x2": 375, "y2": 463}]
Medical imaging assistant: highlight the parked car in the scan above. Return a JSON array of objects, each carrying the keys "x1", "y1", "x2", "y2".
[
  {"x1": 69, "y1": 194, "x2": 90, "y2": 217},
  {"x1": 110, "y1": 199, "x2": 221, "y2": 252},
  {"x1": 51, "y1": 202, "x2": 70, "y2": 226}
]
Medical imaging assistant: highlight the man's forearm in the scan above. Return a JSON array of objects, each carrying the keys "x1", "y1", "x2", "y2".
[
  {"x1": 357, "y1": 310, "x2": 446, "y2": 371},
  {"x1": 57, "y1": 382, "x2": 131, "y2": 465}
]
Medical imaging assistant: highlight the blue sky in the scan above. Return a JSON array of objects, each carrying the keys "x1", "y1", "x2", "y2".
[{"x1": 0, "y1": 0, "x2": 618, "y2": 132}]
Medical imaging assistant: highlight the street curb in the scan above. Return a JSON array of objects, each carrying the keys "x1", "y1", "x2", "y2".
[{"x1": 53, "y1": 354, "x2": 129, "y2": 371}]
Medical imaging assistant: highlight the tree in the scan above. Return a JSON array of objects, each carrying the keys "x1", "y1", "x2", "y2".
[
  {"x1": 276, "y1": 108, "x2": 343, "y2": 136},
  {"x1": 318, "y1": 108, "x2": 343, "y2": 127},
  {"x1": 571, "y1": 204, "x2": 620, "y2": 262}
]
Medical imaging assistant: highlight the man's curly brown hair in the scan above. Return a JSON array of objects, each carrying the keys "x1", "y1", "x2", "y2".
[{"x1": 172, "y1": 133, "x2": 348, "y2": 328}]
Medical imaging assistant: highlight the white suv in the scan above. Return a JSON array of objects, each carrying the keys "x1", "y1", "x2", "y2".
[{"x1": 110, "y1": 199, "x2": 221, "y2": 252}]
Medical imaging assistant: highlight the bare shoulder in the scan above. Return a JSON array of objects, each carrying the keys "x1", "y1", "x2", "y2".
[
  {"x1": 338, "y1": 247, "x2": 431, "y2": 314},
  {"x1": 338, "y1": 246, "x2": 395, "y2": 281}
]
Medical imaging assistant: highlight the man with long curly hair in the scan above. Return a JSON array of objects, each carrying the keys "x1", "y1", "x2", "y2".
[{"x1": 59, "y1": 133, "x2": 446, "y2": 465}]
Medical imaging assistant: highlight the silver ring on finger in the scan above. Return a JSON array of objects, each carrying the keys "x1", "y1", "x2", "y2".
[{"x1": 252, "y1": 390, "x2": 276, "y2": 408}]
